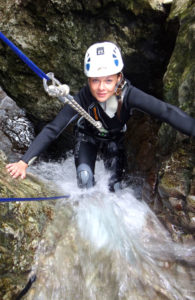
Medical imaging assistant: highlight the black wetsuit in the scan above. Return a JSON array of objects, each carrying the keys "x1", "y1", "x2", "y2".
[{"x1": 22, "y1": 79, "x2": 195, "y2": 189}]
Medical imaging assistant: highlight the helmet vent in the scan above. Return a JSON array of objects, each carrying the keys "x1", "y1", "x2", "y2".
[
  {"x1": 114, "y1": 59, "x2": 119, "y2": 66},
  {"x1": 86, "y1": 63, "x2": 90, "y2": 71}
]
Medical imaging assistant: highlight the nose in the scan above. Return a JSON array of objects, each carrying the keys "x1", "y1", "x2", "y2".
[{"x1": 98, "y1": 80, "x2": 105, "y2": 90}]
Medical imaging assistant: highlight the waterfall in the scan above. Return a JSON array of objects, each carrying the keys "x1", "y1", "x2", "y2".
[{"x1": 25, "y1": 155, "x2": 195, "y2": 300}]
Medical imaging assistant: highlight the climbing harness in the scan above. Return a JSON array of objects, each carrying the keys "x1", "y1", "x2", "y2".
[
  {"x1": 0, "y1": 31, "x2": 107, "y2": 134},
  {"x1": 0, "y1": 195, "x2": 69, "y2": 203}
]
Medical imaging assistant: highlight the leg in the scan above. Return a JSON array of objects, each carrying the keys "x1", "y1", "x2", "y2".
[
  {"x1": 76, "y1": 163, "x2": 94, "y2": 189},
  {"x1": 103, "y1": 136, "x2": 126, "y2": 192},
  {"x1": 74, "y1": 131, "x2": 98, "y2": 189}
]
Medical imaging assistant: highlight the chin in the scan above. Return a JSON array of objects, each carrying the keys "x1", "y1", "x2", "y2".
[
  {"x1": 97, "y1": 98, "x2": 107, "y2": 102},
  {"x1": 96, "y1": 94, "x2": 110, "y2": 102}
]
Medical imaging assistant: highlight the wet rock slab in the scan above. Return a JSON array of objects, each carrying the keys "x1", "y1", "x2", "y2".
[{"x1": 0, "y1": 153, "x2": 63, "y2": 300}]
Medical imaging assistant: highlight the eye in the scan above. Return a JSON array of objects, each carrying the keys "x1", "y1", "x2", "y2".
[
  {"x1": 106, "y1": 79, "x2": 113, "y2": 84},
  {"x1": 92, "y1": 78, "x2": 99, "y2": 84}
]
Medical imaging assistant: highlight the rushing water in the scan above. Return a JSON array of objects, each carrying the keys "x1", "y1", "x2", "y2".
[{"x1": 25, "y1": 155, "x2": 195, "y2": 300}]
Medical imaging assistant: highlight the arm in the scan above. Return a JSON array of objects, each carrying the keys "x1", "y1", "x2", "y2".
[
  {"x1": 6, "y1": 103, "x2": 78, "y2": 178},
  {"x1": 21, "y1": 104, "x2": 78, "y2": 164},
  {"x1": 128, "y1": 86, "x2": 195, "y2": 137},
  {"x1": 22, "y1": 104, "x2": 78, "y2": 164}
]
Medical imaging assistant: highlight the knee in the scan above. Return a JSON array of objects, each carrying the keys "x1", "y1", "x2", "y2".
[
  {"x1": 77, "y1": 164, "x2": 94, "y2": 189},
  {"x1": 109, "y1": 180, "x2": 122, "y2": 192}
]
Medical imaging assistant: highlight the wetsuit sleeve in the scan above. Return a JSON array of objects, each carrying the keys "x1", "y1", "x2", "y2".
[
  {"x1": 127, "y1": 86, "x2": 195, "y2": 137},
  {"x1": 21, "y1": 103, "x2": 78, "y2": 164}
]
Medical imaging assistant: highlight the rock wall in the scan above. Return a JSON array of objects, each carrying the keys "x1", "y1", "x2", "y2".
[
  {"x1": 156, "y1": 0, "x2": 195, "y2": 240},
  {"x1": 0, "y1": 0, "x2": 175, "y2": 120}
]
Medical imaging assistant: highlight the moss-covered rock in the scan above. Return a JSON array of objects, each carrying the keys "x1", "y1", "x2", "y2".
[
  {"x1": 0, "y1": 152, "x2": 64, "y2": 299},
  {"x1": 158, "y1": 0, "x2": 195, "y2": 152},
  {"x1": 154, "y1": 0, "x2": 195, "y2": 240},
  {"x1": 163, "y1": 0, "x2": 195, "y2": 113},
  {"x1": 157, "y1": 139, "x2": 195, "y2": 240}
]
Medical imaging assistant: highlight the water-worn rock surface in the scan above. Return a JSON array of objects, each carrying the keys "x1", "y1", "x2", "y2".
[
  {"x1": 0, "y1": 152, "x2": 62, "y2": 299},
  {"x1": 157, "y1": 140, "x2": 195, "y2": 241},
  {"x1": 20, "y1": 186, "x2": 194, "y2": 300}
]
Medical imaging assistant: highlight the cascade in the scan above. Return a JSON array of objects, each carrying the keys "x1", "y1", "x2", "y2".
[{"x1": 23, "y1": 156, "x2": 195, "y2": 300}]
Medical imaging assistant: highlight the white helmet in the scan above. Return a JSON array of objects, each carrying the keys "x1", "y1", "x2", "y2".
[{"x1": 84, "y1": 41, "x2": 124, "y2": 77}]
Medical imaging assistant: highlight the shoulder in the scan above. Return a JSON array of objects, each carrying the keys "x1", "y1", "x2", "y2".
[
  {"x1": 123, "y1": 79, "x2": 159, "y2": 103},
  {"x1": 122, "y1": 79, "x2": 137, "y2": 106},
  {"x1": 123, "y1": 79, "x2": 135, "y2": 98}
]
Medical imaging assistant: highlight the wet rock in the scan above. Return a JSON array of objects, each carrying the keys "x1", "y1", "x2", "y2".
[
  {"x1": 157, "y1": 141, "x2": 195, "y2": 238},
  {"x1": 187, "y1": 195, "x2": 195, "y2": 213},
  {"x1": 22, "y1": 195, "x2": 194, "y2": 300},
  {"x1": 0, "y1": 87, "x2": 35, "y2": 160},
  {"x1": 152, "y1": 0, "x2": 195, "y2": 240},
  {"x1": 2, "y1": 115, "x2": 35, "y2": 150},
  {"x1": 0, "y1": 152, "x2": 63, "y2": 300},
  {"x1": 186, "y1": 171, "x2": 195, "y2": 212}
]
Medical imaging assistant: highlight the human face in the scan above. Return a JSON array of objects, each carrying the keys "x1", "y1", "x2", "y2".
[{"x1": 88, "y1": 74, "x2": 121, "y2": 102}]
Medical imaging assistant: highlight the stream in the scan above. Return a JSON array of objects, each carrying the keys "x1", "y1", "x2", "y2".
[{"x1": 24, "y1": 154, "x2": 194, "y2": 300}]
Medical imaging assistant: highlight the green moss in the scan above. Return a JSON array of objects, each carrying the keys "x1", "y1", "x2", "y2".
[
  {"x1": 0, "y1": 155, "x2": 58, "y2": 298},
  {"x1": 163, "y1": 2, "x2": 194, "y2": 115},
  {"x1": 168, "y1": 0, "x2": 193, "y2": 20}
]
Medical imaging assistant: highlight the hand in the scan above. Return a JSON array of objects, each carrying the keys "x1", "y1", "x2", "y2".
[{"x1": 6, "y1": 160, "x2": 28, "y2": 179}]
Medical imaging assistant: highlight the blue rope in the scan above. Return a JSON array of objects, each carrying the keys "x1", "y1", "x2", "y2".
[
  {"x1": 0, "y1": 33, "x2": 69, "y2": 202},
  {"x1": 0, "y1": 195, "x2": 69, "y2": 202},
  {"x1": 0, "y1": 31, "x2": 50, "y2": 80}
]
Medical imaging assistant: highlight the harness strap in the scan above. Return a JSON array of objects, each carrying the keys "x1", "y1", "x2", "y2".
[{"x1": 76, "y1": 117, "x2": 126, "y2": 141}]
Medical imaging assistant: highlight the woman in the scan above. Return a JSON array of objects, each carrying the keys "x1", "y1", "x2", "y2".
[{"x1": 6, "y1": 42, "x2": 195, "y2": 191}]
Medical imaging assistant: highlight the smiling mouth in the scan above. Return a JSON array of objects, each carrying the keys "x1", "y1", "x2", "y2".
[{"x1": 97, "y1": 93, "x2": 107, "y2": 97}]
